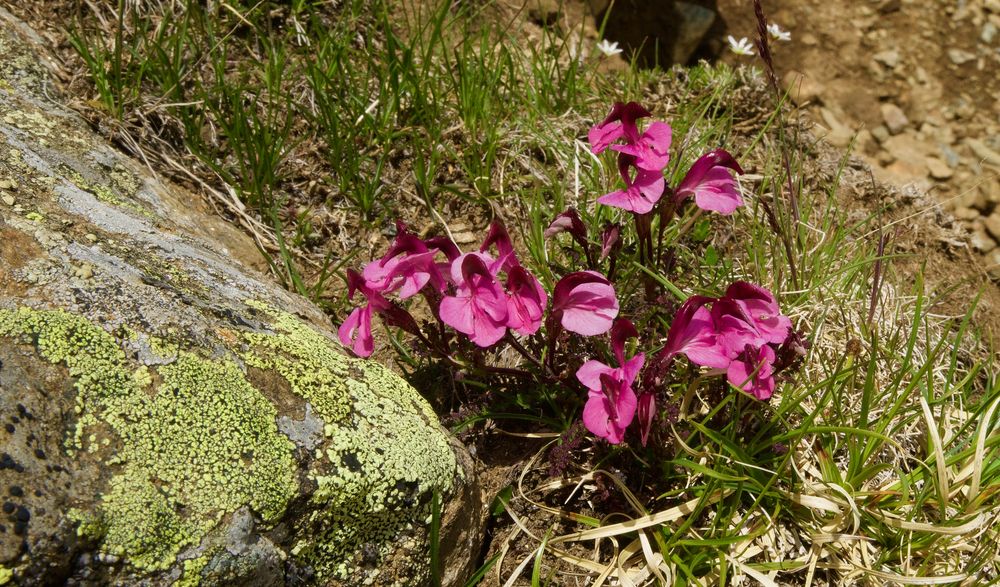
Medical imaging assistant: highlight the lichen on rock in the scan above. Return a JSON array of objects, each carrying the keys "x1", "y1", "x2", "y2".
[
  {"x1": 241, "y1": 302, "x2": 459, "y2": 579},
  {"x1": 0, "y1": 308, "x2": 298, "y2": 572}
]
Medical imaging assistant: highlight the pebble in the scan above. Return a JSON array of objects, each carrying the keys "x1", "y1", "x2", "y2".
[
  {"x1": 984, "y1": 22, "x2": 998, "y2": 44},
  {"x1": 881, "y1": 103, "x2": 909, "y2": 134},
  {"x1": 85, "y1": 233, "x2": 98, "y2": 243},
  {"x1": 0, "y1": 179, "x2": 14, "y2": 190},
  {"x1": 1, "y1": 195, "x2": 13, "y2": 207},
  {"x1": 871, "y1": 125, "x2": 891, "y2": 144},
  {"x1": 985, "y1": 214, "x2": 1000, "y2": 241},
  {"x1": 873, "y1": 49, "x2": 900, "y2": 68},
  {"x1": 966, "y1": 138, "x2": 1000, "y2": 167},
  {"x1": 953, "y1": 206, "x2": 980, "y2": 220},
  {"x1": 926, "y1": 157, "x2": 954, "y2": 179},
  {"x1": 74, "y1": 264, "x2": 94, "y2": 280},
  {"x1": 947, "y1": 48, "x2": 976, "y2": 65},
  {"x1": 971, "y1": 226, "x2": 997, "y2": 252},
  {"x1": 783, "y1": 71, "x2": 825, "y2": 105}
]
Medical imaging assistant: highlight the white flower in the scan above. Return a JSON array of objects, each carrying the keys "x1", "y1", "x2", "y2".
[
  {"x1": 727, "y1": 36, "x2": 755, "y2": 56},
  {"x1": 596, "y1": 39, "x2": 623, "y2": 57},
  {"x1": 767, "y1": 23, "x2": 791, "y2": 42}
]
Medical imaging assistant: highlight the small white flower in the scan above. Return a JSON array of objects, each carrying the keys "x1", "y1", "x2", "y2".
[
  {"x1": 727, "y1": 36, "x2": 755, "y2": 56},
  {"x1": 767, "y1": 23, "x2": 791, "y2": 42},
  {"x1": 596, "y1": 39, "x2": 623, "y2": 57}
]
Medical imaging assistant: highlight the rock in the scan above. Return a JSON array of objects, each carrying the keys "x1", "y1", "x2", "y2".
[
  {"x1": 970, "y1": 223, "x2": 997, "y2": 253},
  {"x1": 880, "y1": 103, "x2": 910, "y2": 134},
  {"x1": 783, "y1": 71, "x2": 824, "y2": 106},
  {"x1": 873, "y1": 49, "x2": 900, "y2": 68},
  {"x1": 1, "y1": 194, "x2": 12, "y2": 206},
  {"x1": 988, "y1": 0, "x2": 1000, "y2": 13},
  {"x1": 926, "y1": 157, "x2": 954, "y2": 179},
  {"x1": 953, "y1": 206, "x2": 979, "y2": 220},
  {"x1": 0, "y1": 10, "x2": 481, "y2": 587},
  {"x1": 947, "y1": 48, "x2": 976, "y2": 65},
  {"x1": 871, "y1": 125, "x2": 891, "y2": 144},
  {"x1": 985, "y1": 214, "x2": 1000, "y2": 241},
  {"x1": 672, "y1": 2, "x2": 715, "y2": 64},
  {"x1": 983, "y1": 22, "x2": 998, "y2": 44},
  {"x1": 966, "y1": 138, "x2": 1000, "y2": 167},
  {"x1": 819, "y1": 108, "x2": 855, "y2": 148}
]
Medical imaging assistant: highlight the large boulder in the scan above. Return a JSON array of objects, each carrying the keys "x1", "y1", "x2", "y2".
[{"x1": 0, "y1": 9, "x2": 480, "y2": 586}]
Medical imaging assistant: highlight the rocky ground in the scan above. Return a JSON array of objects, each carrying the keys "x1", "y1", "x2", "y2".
[{"x1": 716, "y1": 0, "x2": 1000, "y2": 275}]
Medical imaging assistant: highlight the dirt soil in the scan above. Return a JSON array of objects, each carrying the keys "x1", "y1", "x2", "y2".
[{"x1": 716, "y1": 0, "x2": 1000, "y2": 274}]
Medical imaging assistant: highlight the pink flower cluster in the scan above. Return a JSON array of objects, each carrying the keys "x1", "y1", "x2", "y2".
[
  {"x1": 660, "y1": 282, "x2": 793, "y2": 401},
  {"x1": 574, "y1": 282, "x2": 792, "y2": 445},
  {"x1": 588, "y1": 101, "x2": 746, "y2": 215},
  {"x1": 339, "y1": 222, "x2": 622, "y2": 357}
]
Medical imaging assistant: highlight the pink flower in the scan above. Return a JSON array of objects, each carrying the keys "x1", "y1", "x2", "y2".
[
  {"x1": 505, "y1": 265, "x2": 548, "y2": 336},
  {"x1": 598, "y1": 154, "x2": 665, "y2": 214},
  {"x1": 674, "y1": 149, "x2": 745, "y2": 215},
  {"x1": 600, "y1": 223, "x2": 621, "y2": 260},
  {"x1": 480, "y1": 221, "x2": 518, "y2": 273},
  {"x1": 439, "y1": 253, "x2": 509, "y2": 347},
  {"x1": 551, "y1": 271, "x2": 620, "y2": 336},
  {"x1": 587, "y1": 101, "x2": 651, "y2": 154},
  {"x1": 661, "y1": 295, "x2": 731, "y2": 369},
  {"x1": 544, "y1": 208, "x2": 588, "y2": 243},
  {"x1": 711, "y1": 297, "x2": 768, "y2": 360},
  {"x1": 611, "y1": 121, "x2": 672, "y2": 172},
  {"x1": 727, "y1": 344, "x2": 777, "y2": 400},
  {"x1": 338, "y1": 269, "x2": 391, "y2": 357},
  {"x1": 576, "y1": 320, "x2": 645, "y2": 444},
  {"x1": 723, "y1": 281, "x2": 791, "y2": 345}
]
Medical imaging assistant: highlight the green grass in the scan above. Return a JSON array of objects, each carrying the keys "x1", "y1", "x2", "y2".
[{"x1": 65, "y1": 0, "x2": 1000, "y2": 584}]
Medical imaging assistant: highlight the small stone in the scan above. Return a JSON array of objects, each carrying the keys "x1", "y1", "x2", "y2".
[
  {"x1": 947, "y1": 48, "x2": 975, "y2": 65},
  {"x1": 85, "y1": 233, "x2": 98, "y2": 243},
  {"x1": 987, "y1": 0, "x2": 1000, "y2": 14},
  {"x1": 926, "y1": 157, "x2": 954, "y2": 179},
  {"x1": 871, "y1": 125, "x2": 891, "y2": 144},
  {"x1": 881, "y1": 103, "x2": 909, "y2": 134},
  {"x1": 972, "y1": 227, "x2": 997, "y2": 252},
  {"x1": 0, "y1": 179, "x2": 13, "y2": 190},
  {"x1": 985, "y1": 214, "x2": 1000, "y2": 241},
  {"x1": 983, "y1": 22, "x2": 998, "y2": 44},
  {"x1": 801, "y1": 32, "x2": 819, "y2": 45},
  {"x1": 873, "y1": 49, "x2": 900, "y2": 68},
  {"x1": 74, "y1": 264, "x2": 94, "y2": 280},
  {"x1": 953, "y1": 206, "x2": 979, "y2": 220},
  {"x1": 783, "y1": 71, "x2": 824, "y2": 106},
  {"x1": 1, "y1": 195, "x2": 13, "y2": 207},
  {"x1": 966, "y1": 138, "x2": 1000, "y2": 167}
]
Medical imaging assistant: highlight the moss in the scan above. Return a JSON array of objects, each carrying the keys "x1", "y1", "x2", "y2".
[
  {"x1": 0, "y1": 308, "x2": 298, "y2": 573},
  {"x1": 241, "y1": 302, "x2": 457, "y2": 579}
]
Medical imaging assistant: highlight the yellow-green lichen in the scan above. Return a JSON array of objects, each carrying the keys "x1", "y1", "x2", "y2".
[
  {"x1": 0, "y1": 566, "x2": 11, "y2": 585},
  {"x1": 241, "y1": 302, "x2": 457, "y2": 579},
  {"x1": 0, "y1": 308, "x2": 298, "y2": 572},
  {"x1": 177, "y1": 554, "x2": 210, "y2": 587}
]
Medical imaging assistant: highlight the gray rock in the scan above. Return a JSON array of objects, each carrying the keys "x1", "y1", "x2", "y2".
[
  {"x1": 0, "y1": 8, "x2": 481, "y2": 586},
  {"x1": 970, "y1": 223, "x2": 998, "y2": 253},
  {"x1": 672, "y1": 2, "x2": 716, "y2": 64}
]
